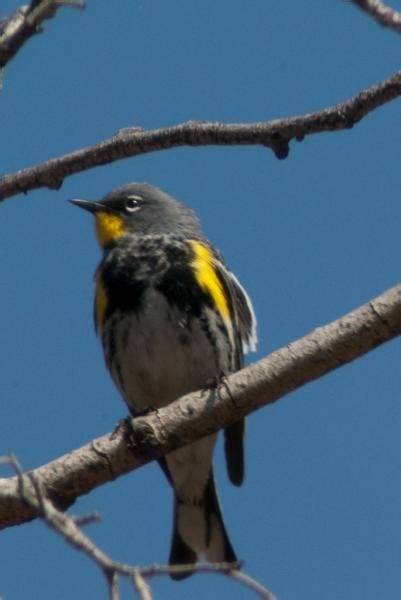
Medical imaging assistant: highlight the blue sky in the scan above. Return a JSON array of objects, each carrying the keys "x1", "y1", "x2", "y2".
[{"x1": 1, "y1": 1, "x2": 401, "y2": 599}]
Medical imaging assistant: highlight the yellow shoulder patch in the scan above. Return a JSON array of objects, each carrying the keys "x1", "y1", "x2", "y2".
[
  {"x1": 189, "y1": 240, "x2": 230, "y2": 324},
  {"x1": 95, "y1": 212, "x2": 126, "y2": 248},
  {"x1": 95, "y1": 272, "x2": 108, "y2": 334}
]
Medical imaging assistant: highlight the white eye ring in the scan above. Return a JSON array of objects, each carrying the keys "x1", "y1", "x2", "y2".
[{"x1": 125, "y1": 195, "x2": 142, "y2": 212}]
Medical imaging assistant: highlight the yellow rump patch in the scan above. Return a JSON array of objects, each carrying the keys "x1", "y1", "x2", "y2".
[
  {"x1": 95, "y1": 272, "x2": 108, "y2": 334},
  {"x1": 95, "y1": 212, "x2": 126, "y2": 248},
  {"x1": 189, "y1": 240, "x2": 230, "y2": 323}
]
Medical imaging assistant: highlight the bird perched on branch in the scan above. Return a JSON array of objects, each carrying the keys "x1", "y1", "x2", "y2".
[{"x1": 71, "y1": 182, "x2": 257, "y2": 578}]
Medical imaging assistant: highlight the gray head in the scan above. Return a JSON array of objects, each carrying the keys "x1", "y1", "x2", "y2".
[{"x1": 70, "y1": 182, "x2": 202, "y2": 248}]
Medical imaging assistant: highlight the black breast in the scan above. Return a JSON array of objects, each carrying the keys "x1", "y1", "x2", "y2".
[{"x1": 100, "y1": 235, "x2": 197, "y2": 316}]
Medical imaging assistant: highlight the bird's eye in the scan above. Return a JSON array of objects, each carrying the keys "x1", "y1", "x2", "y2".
[{"x1": 125, "y1": 195, "x2": 142, "y2": 213}]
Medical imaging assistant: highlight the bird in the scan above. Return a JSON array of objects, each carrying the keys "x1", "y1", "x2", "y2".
[{"x1": 70, "y1": 182, "x2": 257, "y2": 578}]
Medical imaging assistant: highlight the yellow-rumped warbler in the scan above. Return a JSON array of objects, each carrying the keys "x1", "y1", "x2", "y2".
[{"x1": 70, "y1": 183, "x2": 257, "y2": 577}]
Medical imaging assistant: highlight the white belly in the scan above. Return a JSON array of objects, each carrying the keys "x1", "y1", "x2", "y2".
[
  {"x1": 106, "y1": 287, "x2": 232, "y2": 412},
  {"x1": 103, "y1": 287, "x2": 232, "y2": 500}
]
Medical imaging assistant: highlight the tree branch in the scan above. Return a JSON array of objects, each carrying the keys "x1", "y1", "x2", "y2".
[
  {"x1": 1, "y1": 283, "x2": 400, "y2": 530},
  {"x1": 0, "y1": 0, "x2": 84, "y2": 70},
  {"x1": 1, "y1": 69, "x2": 401, "y2": 201},
  {"x1": 351, "y1": 0, "x2": 401, "y2": 32},
  {"x1": 3, "y1": 454, "x2": 276, "y2": 600}
]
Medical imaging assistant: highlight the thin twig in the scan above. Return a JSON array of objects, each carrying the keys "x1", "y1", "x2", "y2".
[
  {"x1": 136, "y1": 561, "x2": 241, "y2": 577},
  {"x1": 229, "y1": 570, "x2": 278, "y2": 600},
  {"x1": 132, "y1": 570, "x2": 153, "y2": 600},
  {"x1": 1, "y1": 69, "x2": 401, "y2": 200},
  {"x1": 106, "y1": 571, "x2": 120, "y2": 600},
  {"x1": 72, "y1": 511, "x2": 102, "y2": 526},
  {"x1": 2, "y1": 454, "x2": 276, "y2": 600},
  {"x1": 27, "y1": 0, "x2": 84, "y2": 25},
  {"x1": 351, "y1": 0, "x2": 401, "y2": 31},
  {"x1": 0, "y1": 0, "x2": 85, "y2": 69}
]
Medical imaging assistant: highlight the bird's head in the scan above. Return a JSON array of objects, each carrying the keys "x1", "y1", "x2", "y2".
[{"x1": 70, "y1": 182, "x2": 200, "y2": 248}]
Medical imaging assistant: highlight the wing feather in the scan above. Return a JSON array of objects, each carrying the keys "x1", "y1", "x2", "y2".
[
  {"x1": 214, "y1": 257, "x2": 257, "y2": 357},
  {"x1": 212, "y1": 248, "x2": 257, "y2": 487}
]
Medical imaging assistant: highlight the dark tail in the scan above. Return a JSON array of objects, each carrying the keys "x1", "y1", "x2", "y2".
[
  {"x1": 224, "y1": 418, "x2": 246, "y2": 487},
  {"x1": 169, "y1": 470, "x2": 237, "y2": 580}
]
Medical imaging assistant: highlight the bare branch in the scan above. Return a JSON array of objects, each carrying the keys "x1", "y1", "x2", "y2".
[
  {"x1": 132, "y1": 571, "x2": 153, "y2": 600},
  {"x1": 0, "y1": 283, "x2": 400, "y2": 531},
  {"x1": 107, "y1": 571, "x2": 120, "y2": 600},
  {"x1": 136, "y1": 564, "x2": 277, "y2": 600},
  {"x1": 0, "y1": 0, "x2": 84, "y2": 70},
  {"x1": 229, "y1": 571, "x2": 278, "y2": 600},
  {"x1": 3, "y1": 455, "x2": 275, "y2": 600},
  {"x1": 1, "y1": 69, "x2": 401, "y2": 201},
  {"x1": 72, "y1": 511, "x2": 102, "y2": 526},
  {"x1": 351, "y1": 0, "x2": 401, "y2": 32}
]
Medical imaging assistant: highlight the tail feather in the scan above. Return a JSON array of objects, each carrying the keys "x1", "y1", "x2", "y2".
[
  {"x1": 224, "y1": 418, "x2": 246, "y2": 487},
  {"x1": 169, "y1": 471, "x2": 237, "y2": 580},
  {"x1": 169, "y1": 526, "x2": 197, "y2": 580}
]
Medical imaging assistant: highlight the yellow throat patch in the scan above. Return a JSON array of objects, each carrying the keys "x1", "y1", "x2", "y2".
[
  {"x1": 189, "y1": 240, "x2": 230, "y2": 324},
  {"x1": 95, "y1": 212, "x2": 126, "y2": 248}
]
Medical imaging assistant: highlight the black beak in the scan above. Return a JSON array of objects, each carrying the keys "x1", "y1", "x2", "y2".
[{"x1": 69, "y1": 198, "x2": 105, "y2": 214}]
